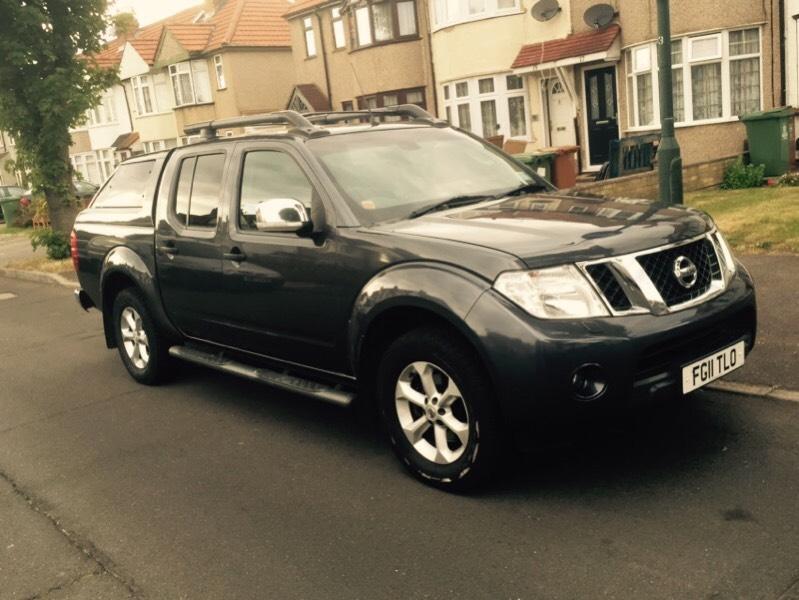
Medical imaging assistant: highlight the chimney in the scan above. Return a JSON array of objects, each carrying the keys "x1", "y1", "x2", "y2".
[{"x1": 203, "y1": 0, "x2": 228, "y2": 15}]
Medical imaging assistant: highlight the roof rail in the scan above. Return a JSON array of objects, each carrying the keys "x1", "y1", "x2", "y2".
[
  {"x1": 183, "y1": 110, "x2": 328, "y2": 140},
  {"x1": 305, "y1": 104, "x2": 448, "y2": 127}
]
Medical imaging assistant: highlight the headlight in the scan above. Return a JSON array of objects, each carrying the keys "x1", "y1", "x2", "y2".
[
  {"x1": 713, "y1": 230, "x2": 737, "y2": 280},
  {"x1": 493, "y1": 265, "x2": 609, "y2": 319}
]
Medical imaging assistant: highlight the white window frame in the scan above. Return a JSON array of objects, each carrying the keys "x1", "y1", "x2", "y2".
[
  {"x1": 70, "y1": 148, "x2": 118, "y2": 185},
  {"x1": 431, "y1": 0, "x2": 521, "y2": 30},
  {"x1": 331, "y1": 7, "x2": 346, "y2": 49},
  {"x1": 441, "y1": 73, "x2": 530, "y2": 140},
  {"x1": 86, "y1": 91, "x2": 117, "y2": 127},
  {"x1": 624, "y1": 26, "x2": 762, "y2": 132},
  {"x1": 169, "y1": 60, "x2": 213, "y2": 107},
  {"x1": 213, "y1": 54, "x2": 226, "y2": 90},
  {"x1": 131, "y1": 75, "x2": 156, "y2": 116},
  {"x1": 303, "y1": 17, "x2": 317, "y2": 57}
]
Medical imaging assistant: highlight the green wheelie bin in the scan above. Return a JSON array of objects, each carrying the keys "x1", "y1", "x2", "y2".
[{"x1": 739, "y1": 107, "x2": 797, "y2": 177}]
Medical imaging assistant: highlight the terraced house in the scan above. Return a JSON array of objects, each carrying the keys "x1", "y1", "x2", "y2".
[
  {"x1": 282, "y1": 0, "x2": 434, "y2": 113},
  {"x1": 71, "y1": 0, "x2": 295, "y2": 183},
  {"x1": 434, "y1": 0, "x2": 782, "y2": 173}
]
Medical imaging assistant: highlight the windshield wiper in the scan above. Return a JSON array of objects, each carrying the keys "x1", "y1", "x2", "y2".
[
  {"x1": 407, "y1": 195, "x2": 494, "y2": 219},
  {"x1": 494, "y1": 182, "x2": 547, "y2": 199}
]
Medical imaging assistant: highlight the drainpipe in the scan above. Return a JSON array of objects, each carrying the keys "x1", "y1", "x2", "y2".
[
  {"x1": 778, "y1": 0, "x2": 786, "y2": 106},
  {"x1": 425, "y1": 12, "x2": 438, "y2": 117},
  {"x1": 656, "y1": 0, "x2": 683, "y2": 204},
  {"x1": 315, "y1": 9, "x2": 334, "y2": 109}
]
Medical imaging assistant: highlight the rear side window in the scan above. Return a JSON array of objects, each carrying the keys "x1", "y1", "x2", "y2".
[
  {"x1": 173, "y1": 153, "x2": 225, "y2": 229},
  {"x1": 92, "y1": 161, "x2": 155, "y2": 208}
]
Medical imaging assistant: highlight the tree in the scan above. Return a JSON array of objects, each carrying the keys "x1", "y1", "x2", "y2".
[
  {"x1": 0, "y1": 0, "x2": 117, "y2": 235},
  {"x1": 112, "y1": 11, "x2": 138, "y2": 38}
]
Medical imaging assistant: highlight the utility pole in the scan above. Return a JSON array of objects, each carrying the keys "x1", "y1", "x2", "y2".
[{"x1": 656, "y1": 0, "x2": 683, "y2": 203}]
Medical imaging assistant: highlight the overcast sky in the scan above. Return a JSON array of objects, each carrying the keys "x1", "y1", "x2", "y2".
[{"x1": 111, "y1": 0, "x2": 203, "y2": 26}]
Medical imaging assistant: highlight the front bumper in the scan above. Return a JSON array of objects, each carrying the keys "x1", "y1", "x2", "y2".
[{"x1": 465, "y1": 264, "x2": 756, "y2": 444}]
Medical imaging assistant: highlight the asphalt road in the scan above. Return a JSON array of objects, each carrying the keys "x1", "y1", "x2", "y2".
[{"x1": 1, "y1": 276, "x2": 799, "y2": 600}]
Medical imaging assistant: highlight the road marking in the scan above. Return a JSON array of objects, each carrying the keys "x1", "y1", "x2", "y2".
[{"x1": 0, "y1": 293, "x2": 17, "y2": 301}]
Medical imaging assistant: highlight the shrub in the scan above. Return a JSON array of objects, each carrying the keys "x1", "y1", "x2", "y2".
[
  {"x1": 30, "y1": 228, "x2": 70, "y2": 260},
  {"x1": 777, "y1": 172, "x2": 799, "y2": 187},
  {"x1": 721, "y1": 160, "x2": 765, "y2": 189}
]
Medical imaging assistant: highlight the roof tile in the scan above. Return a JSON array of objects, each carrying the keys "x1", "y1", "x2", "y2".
[{"x1": 511, "y1": 24, "x2": 621, "y2": 69}]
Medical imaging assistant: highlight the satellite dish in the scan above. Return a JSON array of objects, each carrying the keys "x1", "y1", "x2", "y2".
[
  {"x1": 583, "y1": 3, "x2": 615, "y2": 28},
  {"x1": 531, "y1": 0, "x2": 561, "y2": 22}
]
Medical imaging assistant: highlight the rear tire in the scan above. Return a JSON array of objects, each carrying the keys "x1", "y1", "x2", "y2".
[
  {"x1": 112, "y1": 288, "x2": 170, "y2": 385},
  {"x1": 377, "y1": 328, "x2": 501, "y2": 492}
]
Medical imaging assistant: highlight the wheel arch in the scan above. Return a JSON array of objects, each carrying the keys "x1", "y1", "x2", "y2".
[
  {"x1": 348, "y1": 262, "x2": 496, "y2": 398},
  {"x1": 100, "y1": 246, "x2": 180, "y2": 348}
]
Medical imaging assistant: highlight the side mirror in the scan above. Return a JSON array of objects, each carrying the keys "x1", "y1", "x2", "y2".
[{"x1": 255, "y1": 198, "x2": 311, "y2": 233}]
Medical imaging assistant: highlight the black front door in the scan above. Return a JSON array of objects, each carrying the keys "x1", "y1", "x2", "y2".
[{"x1": 584, "y1": 66, "x2": 619, "y2": 166}]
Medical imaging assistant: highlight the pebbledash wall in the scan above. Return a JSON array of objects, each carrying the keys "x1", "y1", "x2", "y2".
[{"x1": 567, "y1": 154, "x2": 742, "y2": 199}]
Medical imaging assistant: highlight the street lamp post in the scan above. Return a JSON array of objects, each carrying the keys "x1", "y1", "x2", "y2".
[{"x1": 656, "y1": 0, "x2": 683, "y2": 204}]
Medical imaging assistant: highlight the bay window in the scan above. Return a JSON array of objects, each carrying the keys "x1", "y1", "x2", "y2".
[
  {"x1": 86, "y1": 91, "x2": 117, "y2": 126},
  {"x1": 353, "y1": 0, "x2": 417, "y2": 48},
  {"x1": 442, "y1": 74, "x2": 529, "y2": 139},
  {"x1": 169, "y1": 60, "x2": 212, "y2": 107},
  {"x1": 624, "y1": 27, "x2": 761, "y2": 130},
  {"x1": 432, "y1": 0, "x2": 520, "y2": 29},
  {"x1": 71, "y1": 149, "x2": 121, "y2": 185},
  {"x1": 356, "y1": 87, "x2": 426, "y2": 110}
]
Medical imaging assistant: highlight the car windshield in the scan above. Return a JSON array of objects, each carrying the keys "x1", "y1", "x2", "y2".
[{"x1": 307, "y1": 126, "x2": 549, "y2": 224}]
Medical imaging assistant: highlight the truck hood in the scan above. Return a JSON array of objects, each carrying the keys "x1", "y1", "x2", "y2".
[{"x1": 373, "y1": 193, "x2": 714, "y2": 269}]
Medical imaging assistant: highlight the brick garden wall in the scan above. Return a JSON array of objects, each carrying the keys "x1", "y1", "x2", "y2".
[{"x1": 567, "y1": 155, "x2": 742, "y2": 199}]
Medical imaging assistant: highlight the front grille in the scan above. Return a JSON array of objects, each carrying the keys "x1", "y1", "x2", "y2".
[
  {"x1": 635, "y1": 307, "x2": 756, "y2": 381},
  {"x1": 636, "y1": 238, "x2": 721, "y2": 307},
  {"x1": 585, "y1": 264, "x2": 632, "y2": 311}
]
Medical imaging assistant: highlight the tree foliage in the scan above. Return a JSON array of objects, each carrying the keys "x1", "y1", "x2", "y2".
[
  {"x1": 0, "y1": 0, "x2": 117, "y2": 234},
  {"x1": 112, "y1": 11, "x2": 139, "y2": 38}
]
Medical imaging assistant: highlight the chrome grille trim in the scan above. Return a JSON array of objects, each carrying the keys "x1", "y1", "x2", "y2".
[{"x1": 577, "y1": 230, "x2": 729, "y2": 316}]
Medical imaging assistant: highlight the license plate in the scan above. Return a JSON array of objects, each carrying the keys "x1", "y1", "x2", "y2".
[{"x1": 682, "y1": 341, "x2": 746, "y2": 394}]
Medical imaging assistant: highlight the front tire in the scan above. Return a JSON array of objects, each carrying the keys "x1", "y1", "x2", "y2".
[
  {"x1": 377, "y1": 328, "x2": 501, "y2": 491},
  {"x1": 112, "y1": 288, "x2": 170, "y2": 385}
]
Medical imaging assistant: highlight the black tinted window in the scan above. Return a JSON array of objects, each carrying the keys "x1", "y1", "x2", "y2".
[
  {"x1": 174, "y1": 157, "x2": 195, "y2": 226},
  {"x1": 189, "y1": 154, "x2": 225, "y2": 228},
  {"x1": 172, "y1": 153, "x2": 225, "y2": 229},
  {"x1": 239, "y1": 151, "x2": 313, "y2": 231},
  {"x1": 92, "y1": 161, "x2": 155, "y2": 208}
]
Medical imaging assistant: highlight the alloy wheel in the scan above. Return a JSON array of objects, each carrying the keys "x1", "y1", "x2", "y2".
[
  {"x1": 394, "y1": 361, "x2": 470, "y2": 464},
  {"x1": 120, "y1": 306, "x2": 150, "y2": 370}
]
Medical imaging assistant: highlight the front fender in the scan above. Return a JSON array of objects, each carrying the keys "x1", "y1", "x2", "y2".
[
  {"x1": 348, "y1": 261, "x2": 492, "y2": 373},
  {"x1": 100, "y1": 246, "x2": 180, "y2": 347}
]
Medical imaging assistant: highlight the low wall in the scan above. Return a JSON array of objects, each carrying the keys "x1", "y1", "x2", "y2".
[{"x1": 567, "y1": 155, "x2": 741, "y2": 199}]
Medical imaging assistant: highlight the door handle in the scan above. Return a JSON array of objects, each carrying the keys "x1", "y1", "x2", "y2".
[
  {"x1": 224, "y1": 248, "x2": 247, "y2": 262},
  {"x1": 158, "y1": 243, "x2": 178, "y2": 255}
]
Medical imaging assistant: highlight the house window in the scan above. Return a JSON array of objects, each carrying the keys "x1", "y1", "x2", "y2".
[
  {"x1": 331, "y1": 7, "x2": 346, "y2": 48},
  {"x1": 86, "y1": 91, "x2": 117, "y2": 126},
  {"x1": 443, "y1": 74, "x2": 529, "y2": 139},
  {"x1": 70, "y1": 148, "x2": 119, "y2": 185},
  {"x1": 213, "y1": 55, "x2": 226, "y2": 89},
  {"x1": 353, "y1": 0, "x2": 417, "y2": 48},
  {"x1": 131, "y1": 75, "x2": 155, "y2": 115},
  {"x1": 624, "y1": 27, "x2": 761, "y2": 129},
  {"x1": 169, "y1": 60, "x2": 212, "y2": 107},
  {"x1": 142, "y1": 139, "x2": 176, "y2": 154},
  {"x1": 342, "y1": 100, "x2": 354, "y2": 111},
  {"x1": 303, "y1": 17, "x2": 317, "y2": 57},
  {"x1": 355, "y1": 88, "x2": 426, "y2": 110},
  {"x1": 729, "y1": 28, "x2": 760, "y2": 115},
  {"x1": 432, "y1": 0, "x2": 520, "y2": 29}
]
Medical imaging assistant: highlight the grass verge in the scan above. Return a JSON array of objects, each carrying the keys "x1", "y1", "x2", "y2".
[
  {"x1": 686, "y1": 186, "x2": 799, "y2": 254},
  {"x1": 6, "y1": 256, "x2": 72, "y2": 275}
]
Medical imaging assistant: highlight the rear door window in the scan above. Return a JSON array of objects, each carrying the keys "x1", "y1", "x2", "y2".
[
  {"x1": 172, "y1": 153, "x2": 225, "y2": 229},
  {"x1": 92, "y1": 161, "x2": 155, "y2": 208}
]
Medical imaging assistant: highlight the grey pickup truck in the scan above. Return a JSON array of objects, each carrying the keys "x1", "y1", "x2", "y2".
[{"x1": 71, "y1": 105, "x2": 756, "y2": 490}]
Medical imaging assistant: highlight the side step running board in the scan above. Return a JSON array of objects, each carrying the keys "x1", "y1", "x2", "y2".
[{"x1": 168, "y1": 346, "x2": 354, "y2": 407}]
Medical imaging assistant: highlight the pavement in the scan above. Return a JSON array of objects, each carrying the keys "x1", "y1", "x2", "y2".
[{"x1": 2, "y1": 275, "x2": 799, "y2": 599}]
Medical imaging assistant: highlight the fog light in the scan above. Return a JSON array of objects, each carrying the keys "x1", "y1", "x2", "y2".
[{"x1": 571, "y1": 364, "x2": 608, "y2": 401}]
